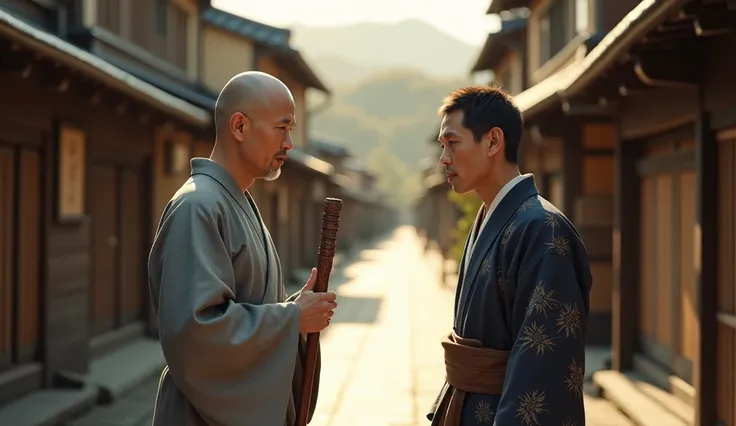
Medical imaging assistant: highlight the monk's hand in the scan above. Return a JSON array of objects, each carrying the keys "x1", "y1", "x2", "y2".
[{"x1": 295, "y1": 268, "x2": 338, "y2": 334}]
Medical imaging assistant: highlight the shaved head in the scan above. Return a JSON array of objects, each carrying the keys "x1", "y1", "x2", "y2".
[
  {"x1": 214, "y1": 71, "x2": 294, "y2": 135},
  {"x1": 210, "y1": 71, "x2": 296, "y2": 187}
]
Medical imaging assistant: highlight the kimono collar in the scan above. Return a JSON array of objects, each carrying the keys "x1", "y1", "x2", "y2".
[
  {"x1": 190, "y1": 157, "x2": 244, "y2": 196},
  {"x1": 455, "y1": 174, "x2": 540, "y2": 328},
  {"x1": 190, "y1": 157, "x2": 250, "y2": 212}
]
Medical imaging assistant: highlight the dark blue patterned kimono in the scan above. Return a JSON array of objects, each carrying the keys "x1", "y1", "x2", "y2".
[{"x1": 428, "y1": 175, "x2": 591, "y2": 426}]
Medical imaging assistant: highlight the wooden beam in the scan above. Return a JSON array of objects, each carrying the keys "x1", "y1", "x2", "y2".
[
  {"x1": 77, "y1": 81, "x2": 105, "y2": 106},
  {"x1": 561, "y1": 99, "x2": 617, "y2": 117},
  {"x1": 693, "y1": 94, "x2": 717, "y2": 426},
  {"x1": 634, "y1": 49, "x2": 699, "y2": 88},
  {"x1": 532, "y1": 114, "x2": 580, "y2": 139},
  {"x1": 694, "y1": 6, "x2": 736, "y2": 36},
  {"x1": 615, "y1": 67, "x2": 650, "y2": 97},
  {"x1": 36, "y1": 61, "x2": 75, "y2": 93},
  {"x1": 581, "y1": 62, "x2": 650, "y2": 100},
  {"x1": 611, "y1": 138, "x2": 640, "y2": 371},
  {"x1": 561, "y1": 125, "x2": 581, "y2": 217},
  {"x1": 0, "y1": 46, "x2": 37, "y2": 75}
]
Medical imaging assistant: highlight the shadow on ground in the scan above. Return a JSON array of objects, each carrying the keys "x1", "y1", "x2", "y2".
[{"x1": 330, "y1": 296, "x2": 383, "y2": 324}]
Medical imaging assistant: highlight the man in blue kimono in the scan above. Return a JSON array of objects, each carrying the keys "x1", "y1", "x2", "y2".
[{"x1": 427, "y1": 86, "x2": 591, "y2": 426}]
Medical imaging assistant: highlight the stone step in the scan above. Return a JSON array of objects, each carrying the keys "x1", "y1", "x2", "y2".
[
  {"x1": 0, "y1": 385, "x2": 98, "y2": 426},
  {"x1": 593, "y1": 370, "x2": 692, "y2": 426},
  {"x1": 85, "y1": 338, "x2": 165, "y2": 403}
]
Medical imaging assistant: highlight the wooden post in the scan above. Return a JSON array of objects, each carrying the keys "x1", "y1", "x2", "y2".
[
  {"x1": 693, "y1": 90, "x2": 717, "y2": 426},
  {"x1": 611, "y1": 132, "x2": 640, "y2": 371}
]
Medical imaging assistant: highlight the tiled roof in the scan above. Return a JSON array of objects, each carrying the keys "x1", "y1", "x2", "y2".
[
  {"x1": 470, "y1": 16, "x2": 527, "y2": 73},
  {"x1": 202, "y1": 8, "x2": 290, "y2": 48},
  {"x1": 201, "y1": 8, "x2": 329, "y2": 92}
]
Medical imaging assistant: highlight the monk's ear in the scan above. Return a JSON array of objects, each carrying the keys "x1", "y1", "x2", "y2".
[
  {"x1": 230, "y1": 112, "x2": 250, "y2": 142},
  {"x1": 487, "y1": 127, "x2": 504, "y2": 158}
]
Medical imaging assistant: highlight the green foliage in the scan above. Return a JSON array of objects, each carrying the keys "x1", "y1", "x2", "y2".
[
  {"x1": 447, "y1": 190, "x2": 482, "y2": 262},
  {"x1": 365, "y1": 144, "x2": 422, "y2": 207}
]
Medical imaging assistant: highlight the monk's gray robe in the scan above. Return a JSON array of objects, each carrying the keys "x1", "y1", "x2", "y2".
[
  {"x1": 428, "y1": 175, "x2": 591, "y2": 425},
  {"x1": 148, "y1": 158, "x2": 320, "y2": 426}
]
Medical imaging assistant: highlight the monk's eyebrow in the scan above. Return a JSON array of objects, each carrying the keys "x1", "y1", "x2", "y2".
[{"x1": 277, "y1": 116, "x2": 294, "y2": 126}]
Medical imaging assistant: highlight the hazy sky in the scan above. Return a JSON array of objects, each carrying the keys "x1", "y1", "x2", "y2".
[{"x1": 211, "y1": 0, "x2": 499, "y2": 46}]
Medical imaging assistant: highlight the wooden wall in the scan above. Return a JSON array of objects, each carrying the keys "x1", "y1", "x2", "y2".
[
  {"x1": 0, "y1": 122, "x2": 43, "y2": 405},
  {"x1": 201, "y1": 26, "x2": 255, "y2": 93},
  {"x1": 715, "y1": 128, "x2": 736, "y2": 426},
  {"x1": 577, "y1": 123, "x2": 615, "y2": 345},
  {"x1": 0, "y1": 72, "x2": 155, "y2": 385},
  {"x1": 636, "y1": 131, "x2": 697, "y2": 384},
  {"x1": 706, "y1": 35, "x2": 736, "y2": 426}
]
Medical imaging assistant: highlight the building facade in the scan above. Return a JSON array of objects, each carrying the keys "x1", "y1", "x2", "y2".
[
  {"x1": 480, "y1": 0, "x2": 736, "y2": 424},
  {"x1": 472, "y1": 0, "x2": 645, "y2": 347},
  {"x1": 0, "y1": 1, "x2": 391, "y2": 423},
  {"x1": 0, "y1": 0, "x2": 211, "y2": 423}
]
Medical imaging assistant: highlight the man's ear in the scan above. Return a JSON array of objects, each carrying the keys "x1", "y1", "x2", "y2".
[
  {"x1": 487, "y1": 127, "x2": 504, "y2": 157},
  {"x1": 230, "y1": 112, "x2": 250, "y2": 142}
]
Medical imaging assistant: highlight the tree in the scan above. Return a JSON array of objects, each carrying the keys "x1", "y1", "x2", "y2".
[{"x1": 447, "y1": 190, "x2": 482, "y2": 262}]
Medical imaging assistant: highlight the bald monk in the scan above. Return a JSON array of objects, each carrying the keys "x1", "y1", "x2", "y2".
[{"x1": 148, "y1": 71, "x2": 337, "y2": 426}]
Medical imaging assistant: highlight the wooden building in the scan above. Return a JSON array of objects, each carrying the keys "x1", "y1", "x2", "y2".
[
  {"x1": 0, "y1": 0, "x2": 211, "y2": 423},
  {"x1": 484, "y1": 0, "x2": 736, "y2": 424},
  {"x1": 477, "y1": 0, "x2": 648, "y2": 347}
]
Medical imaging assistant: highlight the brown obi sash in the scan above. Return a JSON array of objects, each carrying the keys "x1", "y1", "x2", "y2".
[{"x1": 436, "y1": 332, "x2": 509, "y2": 426}]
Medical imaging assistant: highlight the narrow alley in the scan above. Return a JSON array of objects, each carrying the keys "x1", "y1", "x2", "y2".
[{"x1": 69, "y1": 226, "x2": 634, "y2": 426}]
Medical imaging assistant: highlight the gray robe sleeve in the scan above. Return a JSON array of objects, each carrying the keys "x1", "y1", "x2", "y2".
[
  {"x1": 493, "y1": 253, "x2": 587, "y2": 425},
  {"x1": 149, "y1": 196, "x2": 302, "y2": 425}
]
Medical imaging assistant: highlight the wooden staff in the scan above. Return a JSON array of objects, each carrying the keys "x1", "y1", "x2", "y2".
[{"x1": 296, "y1": 197, "x2": 342, "y2": 426}]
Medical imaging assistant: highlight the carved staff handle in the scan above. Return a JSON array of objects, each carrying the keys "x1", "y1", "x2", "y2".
[{"x1": 296, "y1": 197, "x2": 342, "y2": 426}]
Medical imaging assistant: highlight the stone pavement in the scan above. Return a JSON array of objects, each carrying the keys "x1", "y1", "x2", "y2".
[
  {"x1": 67, "y1": 375, "x2": 159, "y2": 426},
  {"x1": 68, "y1": 225, "x2": 634, "y2": 426}
]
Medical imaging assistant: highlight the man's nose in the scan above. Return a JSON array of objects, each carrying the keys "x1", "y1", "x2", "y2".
[
  {"x1": 439, "y1": 148, "x2": 451, "y2": 166},
  {"x1": 282, "y1": 134, "x2": 294, "y2": 151}
]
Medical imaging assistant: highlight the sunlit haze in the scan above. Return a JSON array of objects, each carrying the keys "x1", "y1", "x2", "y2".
[{"x1": 212, "y1": 0, "x2": 500, "y2": 46}]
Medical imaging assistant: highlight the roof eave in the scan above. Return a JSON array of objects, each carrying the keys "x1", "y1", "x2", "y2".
[
  {"x1": 0, "y1": 10, "x2": 210, "y2": 127},
  {"x1": 561, "y1": 0, "x2": 689, "y2": 98},
  {"x1": 280, "y1": 49, "x2": 330, "y2": 94},
  {"x1": 470, "y1": 35, "x2": 509, "y2": 73}
]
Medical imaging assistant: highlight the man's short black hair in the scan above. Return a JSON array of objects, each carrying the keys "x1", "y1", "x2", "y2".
[{"x1": 438, "y1": 85, "x2": 524, "y2": 164}]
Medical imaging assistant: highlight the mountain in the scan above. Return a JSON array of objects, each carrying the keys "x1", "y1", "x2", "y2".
[
  {"x1": 291, "y1": 19, "x2": 478, "y2": 84},
  {"x1": 285, "y1": 19, "x2": 481, "y2": 206},
  {"x1": 300, "y1": 54, "x2": 380, "y2": 87},
  {"x1": 309, "y1": 68, "x2": 472, "y2": 206}
]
